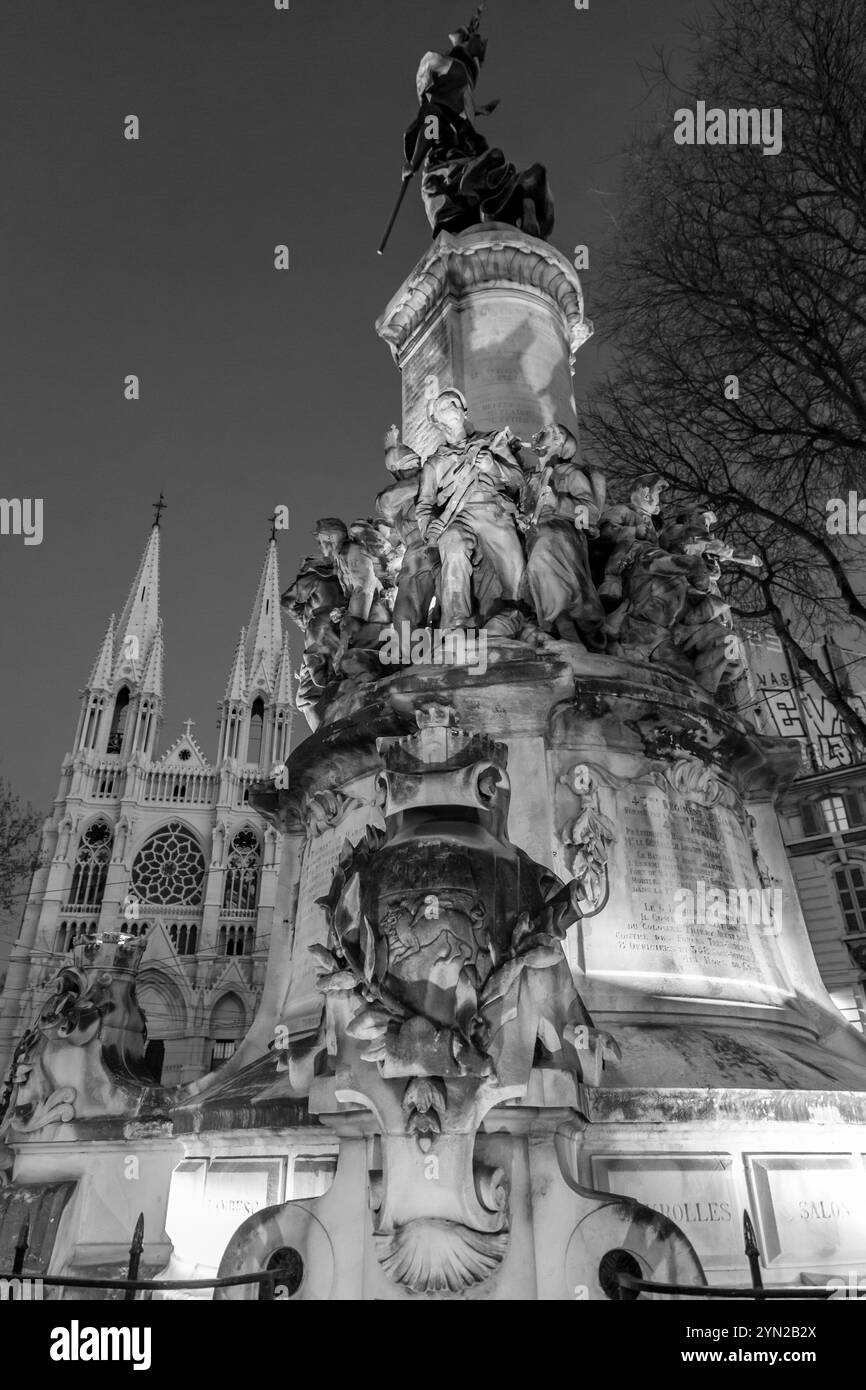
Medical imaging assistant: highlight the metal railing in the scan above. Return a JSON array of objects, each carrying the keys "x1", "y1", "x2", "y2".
[
  {"x1": 2, "y1": 1213, "x2": 295, "y2": 1301},
  {"x1": 3, "y1": 1207, "x2": 847, "y2": 1301}
]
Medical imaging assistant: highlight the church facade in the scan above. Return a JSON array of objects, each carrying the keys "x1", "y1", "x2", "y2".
[{"x1": 0, "y1": 519, "x2": 293, "y2": 1087}]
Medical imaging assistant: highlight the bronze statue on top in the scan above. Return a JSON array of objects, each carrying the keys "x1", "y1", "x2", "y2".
[{"x1": 380, "y1": 7, "x2": 554, "y2": 250}]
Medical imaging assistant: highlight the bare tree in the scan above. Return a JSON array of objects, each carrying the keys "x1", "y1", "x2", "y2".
[
  {"x1": 582, "y1": 0, "x2": 866, "y2": 739},
  {"x1": 0, "y1": 778, "x2": 41, "y2": 913}
]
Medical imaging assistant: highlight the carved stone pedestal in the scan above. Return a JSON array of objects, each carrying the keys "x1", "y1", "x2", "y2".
[
  {"x1": 219, "y1": 651, "x2": 866, "y2": 1297},
  {"x1": 376, "y1": 224, "x2": 592, "y2": 455}
]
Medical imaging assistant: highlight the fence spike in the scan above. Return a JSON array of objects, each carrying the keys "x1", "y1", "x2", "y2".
[
  {"x1": 12, "y1": 1216, "x2": 30, "y2": 1278},
  {"x1": 743, "y1": 1209, "x2": 764, "y2": 1294},
  {"x1": 124, "y1": 1212, "x2": 145, "y2": 1302}
]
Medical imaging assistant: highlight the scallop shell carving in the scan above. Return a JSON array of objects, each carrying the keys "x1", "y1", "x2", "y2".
[{"x1": 374, "y1": 1219, "x2": 508, "y2": 1294}]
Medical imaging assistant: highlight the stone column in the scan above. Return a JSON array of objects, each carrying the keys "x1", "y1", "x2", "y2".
[{"x1": 376, "y1": 223, "x2": 592, "y2": 455}]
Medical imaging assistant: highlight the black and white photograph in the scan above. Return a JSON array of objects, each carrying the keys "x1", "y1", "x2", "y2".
[{"x1": 0, "y1": 0, "x2": 864, "y2": 1353}]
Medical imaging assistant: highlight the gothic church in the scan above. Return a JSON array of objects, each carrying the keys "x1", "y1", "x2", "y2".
[{"x1": 0, "y1": 516, "x2": 293, "y2": 1086}]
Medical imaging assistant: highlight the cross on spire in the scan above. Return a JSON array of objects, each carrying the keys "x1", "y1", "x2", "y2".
[
  {"x1": 152, "y1": 492, "x2": 167, "y2": 528},
  {"x1": 268, "y1": 510, "x2": 279, "y2": 542},
  {"x1": 182, "y1": 717, "x2": 196, "y2": 738}
]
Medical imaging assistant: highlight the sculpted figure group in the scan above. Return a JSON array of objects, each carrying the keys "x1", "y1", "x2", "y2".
[{"x1": 283, "y1": 388, "x2": 756, "y2": 729}]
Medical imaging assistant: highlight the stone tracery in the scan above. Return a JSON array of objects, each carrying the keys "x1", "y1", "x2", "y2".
[{"x1": 131, "y1": 821, "x2": 206, "y2": 906}]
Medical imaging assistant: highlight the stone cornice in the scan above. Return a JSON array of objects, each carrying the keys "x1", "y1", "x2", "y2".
[{"x1": 376, "y1": 224, "x2": 593, "y2": 368}]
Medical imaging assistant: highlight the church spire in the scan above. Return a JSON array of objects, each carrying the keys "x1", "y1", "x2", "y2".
[
  {"x1": 225, "y1": 628, "x2": 247, "y2": 703},
  {"x1": 274, "y1": 630, "x2": 294, "y2": 707},
  {"x1": 217, "y1": 535, "x2": 292, "y2": 768},
  {"x1": 139, "y1": 618, "x2": 165, "y2": 701},
  {"x1": 74, "y1": 513, "x2": 165, "y2": 760},
  {"x1": 87, "y1": 613, "x2": 116, "y2": 689},
  {"x1": 114, "y1": 522, "x2": 161, "y2": 683},
  {"x1": 244, "y1": 538, "x2": 283, "y2": 698}
]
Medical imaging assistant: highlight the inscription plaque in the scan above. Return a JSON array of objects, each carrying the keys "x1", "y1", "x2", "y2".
[
  {"x1": 167, "y1": 1159, "x2": 283, "y2": 1271},
  {"x1": 586, "y1": 783, "x2": 790, "y2": 1005},
  {"x1": 400, "y1": 292, "x2": 578, "y2": 456},
  {"x1": 402, "y1": 312, "x2": 452, "y2": 457},
  {"x1": 461, "y1": 295, "x2": 577, "y2": 441},
  {"x1": 590, "y1": 1155, "x2": 740, "y2": 1269},
  {"x1": 746, "y1": 1153, "x2": 866, "y2": 1266}
]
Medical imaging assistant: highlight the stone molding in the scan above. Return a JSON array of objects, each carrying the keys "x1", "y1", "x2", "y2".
[{"x1": 376, "y1": 224, "x2": 593, "y2": 368}]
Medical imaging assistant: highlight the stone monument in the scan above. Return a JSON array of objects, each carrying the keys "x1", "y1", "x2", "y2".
[
  {"x1": 208, "y1": 13, "x2": 866, "y2": 1299},
  {"x1": 2, "y1": 9, "x2": 865, "y2": 1303}
]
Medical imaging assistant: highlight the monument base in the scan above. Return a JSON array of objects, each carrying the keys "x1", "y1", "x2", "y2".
[
  {"x1": 215, "y1": 1095, "x2": 705, "y2": 1301},
  {"x1": 213, "y1": 648, "x2": 866, "y2": 1297},
  {"x1": 198, "y1": 1053, "x2": 866, "y2": 1296}
]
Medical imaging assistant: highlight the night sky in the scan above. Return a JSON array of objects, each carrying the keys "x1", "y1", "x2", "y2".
[{"x1": 0, "y1": 0, "x2": 705, "y2": 814}]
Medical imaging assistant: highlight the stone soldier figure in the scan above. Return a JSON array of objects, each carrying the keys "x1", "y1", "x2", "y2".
[
  {"x1": 376, "y1": 425, "x2": 441, "y2": 631},
  {"x1": 597, "y1": 474, "x2": 669, "y2": 604},
  {"x1": 659, "y1": 507, "x2": 720, "y2": 556},
  {"x1": 415, "y1": 388, "x2": 526, "y2": 632},
  {"x1": 281, "y1": 521, "x2": 348, "y2": 730},
  {"x1": 332, "y1": 518, "x2": 395, "y2": 678},
  {"x1": 607, "y1": 509, "x2": 752, "y2": 687},
  {"x1": 606, "y1": 542, "x2": 700, "y2": 671},
  {"x1": 520, "y1": 423, "x2": 607, "y2": 649},
  {"x1": 668, "y1": 518, "x2": 755, "y2": 693}
]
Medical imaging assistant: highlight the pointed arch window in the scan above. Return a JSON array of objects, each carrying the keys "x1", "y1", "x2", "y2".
[
  {"x1": 209, "y1": 992, "x2": 244, "y2": 1068},
  {"x1": 222, "y1": 829, "x2": 261, "y2": 913},
  {"x1": 69, "y1": 822, "x2": 113, "y2": 908},
  {"x1": 83, "y1": 696, "x2": 106, "y2": 751},
  {"x1": 168, "y1": 922, "x2": 195, "y2": 955},
  {"x1": 248, "y1": 697, "x2": 265, "y2": 766},
  {"x1": 218, "y1": 924, "x2": 255, "y2": 957},
  {"x1": 107, "y1": 687, "x2": 131, "y2": 754},
  {"x1": 273, "y1": 709, "x2": 290, "y2": 765},
  {"x1": 137, "y1": 698, "x2": 154, "y2": 754}
]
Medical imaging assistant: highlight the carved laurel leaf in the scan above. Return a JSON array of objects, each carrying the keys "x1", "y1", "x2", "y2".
[
  {"x1": 479, "y1": 957, "x2": 524, "y2": 1008},
  {"x1": 361, "y1": 915, "x2": 376, "y2": 984},
  {"x1": 317, "y1": 970, "x2": 357, "y2": 992},
  {"x1": 346, "y1": 1006, "x2": 392, "y2": 1040},
  {"x1": 309, "y1": 944, "x2": 339, "y2": 972},
  {"x1": 511, "y1": 910, "x2": 534, "y2": 951}
]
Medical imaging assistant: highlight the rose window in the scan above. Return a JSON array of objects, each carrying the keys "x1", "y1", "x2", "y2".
[{"x1": 131, "y1": 821, "x2": 205, "y2": 906}]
